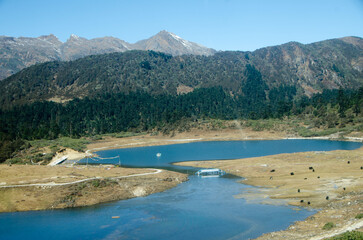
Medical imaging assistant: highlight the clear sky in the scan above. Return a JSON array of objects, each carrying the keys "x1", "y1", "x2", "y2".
[{"x1": 0, "y1": 0, "x2": 362, "y2": 51}]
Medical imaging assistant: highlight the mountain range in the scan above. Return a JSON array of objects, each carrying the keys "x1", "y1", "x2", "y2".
[
  {"x1": 0, "y1": 36, "x2": 362, "y2": 109},
  {"x1": 0, "y1": 31, "x2": 216, "y2": 80}
]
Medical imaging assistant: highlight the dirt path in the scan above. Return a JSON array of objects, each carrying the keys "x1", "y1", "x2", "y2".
[
  {"x1": 310, "y1": 219, "x2": 363, "y2": 240},
  {"x1": 0, "y1": 169, "x2": 163, "y2": 188},
  {"x1": 0, "y1": 165, "x2": 187, "y2": 212}
]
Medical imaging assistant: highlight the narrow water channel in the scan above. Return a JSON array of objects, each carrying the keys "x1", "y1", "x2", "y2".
[
  {"x1": 0, "y1": 175, "x2": 315, "y2": 240},
  {"x1": 0, "y1": 140, "x2": 361, "y2": 240}
]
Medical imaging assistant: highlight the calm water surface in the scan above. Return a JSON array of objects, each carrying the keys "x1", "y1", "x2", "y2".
[
  {"x1": 88, "y1": 139, "x2": 362, "y2": 169},
  {"x1": 0, "y1": 140, "x2": 361, "y2": 240}
]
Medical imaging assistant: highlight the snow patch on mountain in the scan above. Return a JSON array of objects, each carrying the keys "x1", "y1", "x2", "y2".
[{"x1": 169, "y1": 32, "x2": 192, "y2": 50}]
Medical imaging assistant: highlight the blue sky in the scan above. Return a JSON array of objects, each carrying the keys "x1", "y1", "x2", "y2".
[{"x1": 0, "y1": 0, "x2": 362, "y2": 51}]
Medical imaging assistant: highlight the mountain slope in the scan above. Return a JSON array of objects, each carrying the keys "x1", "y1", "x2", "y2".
[
  {"x1": 133, "y1": 30, "x2": 216, "y2": 56},
  {"x1": 0, "y1": 31, "x2": 216, "y2": 80},
  {"x1": 0, "y1": 37, "x2": 362, "y2": 109},
  {"x1": 0, "y1": 34, "x2": 62, "y2": 79},
  {"x1": 60, "y1": 34, "x2": 131, "y2": 61},
  {"x1": 250, "y1": 36, "x2": 363, "y2": 95}
]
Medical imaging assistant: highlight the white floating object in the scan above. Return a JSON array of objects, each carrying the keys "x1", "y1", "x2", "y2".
[{"x1": 156, "y1": 153, "x2": 161, "y2": 157}]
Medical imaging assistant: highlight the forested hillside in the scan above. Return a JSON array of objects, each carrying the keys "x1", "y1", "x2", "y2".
[
  {"x1": 0, "y1": 37, "x2": 362, "y2": 109},
  {"x1": 0, "y1": 31, "x2": 215, "y2": 80},
  {"x1": 0, "y1": 37, "x2": 362, "y2": 163},
  {"x1": 1, "y1": 86, "x2": 362, "y2": 141}
]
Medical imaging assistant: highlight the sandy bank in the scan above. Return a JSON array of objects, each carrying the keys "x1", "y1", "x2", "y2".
[
  {"x1": 175, "y1": 147, "x2": 363, "y2": 239},
  {"x1": 0, "y1": 165, "x2": 187, "y2": 212},
  {"x1": 87, "y1": 127, "x2": 290, "y2": 151},
  {"x1": 69, "y1": 127, "x2": 362, "y2": 162}
]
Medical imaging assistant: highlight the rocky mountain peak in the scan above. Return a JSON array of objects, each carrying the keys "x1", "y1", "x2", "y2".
[
  {"x1": 67, "y1": 34, "x2": 87, "y2": 43},
  {"x1": 38, "y1": 34, "x2": 62, "y2": 45},
  {"x1": 70, "y1": 34, "x2": 80, "y2": 39},
  {"x1": 157, "y1": 30, "x2": 195, "y2": 48},
  {"x1": 0, "y1": 31, "x2": 215, "y2": 80},
  {"x1": 155, "y1": 30, "x2": 178, "y2": 38},
  {"x1": 134, "y1": 30, "x2": 216, "y2": 56}
]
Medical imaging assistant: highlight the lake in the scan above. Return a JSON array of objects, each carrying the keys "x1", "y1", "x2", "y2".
[
  {"x1": 86, "y1": 139, "x2": 361, "y2": 169},
  {"x1": 0, "y1": 139, "x2": 361, "y2": 240}
]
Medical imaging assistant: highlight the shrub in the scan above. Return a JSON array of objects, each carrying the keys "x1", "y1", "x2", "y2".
[
  {"x1": 5, "y1": 157, "x2": 23, "y2": 165},
  {"x1": 355, "y1": 213, "x2": 363, "y2": 219},
  {"x1": 322, "y1": 222, "x2": 335, "y2": 230},
  {"x1": 0, "y1": 139, "x2": 28, "y2": 163},
  {"x1": 30, "y1": 137, "x2": 89, "y2": 152},
  {"x1": 113, "y1": 132, "x2": 143, "y2": 138},
  {"x1": 91, "y1": 179, "x2": 100, "y2": 187},
  {"x1": 297, "y1": 127, "x2": 341, "y2": 137},
  {"x1": 328, "y1": 230, "x2": 363, "y2": 240},
  {"x1": 91, "y1": 135, "x2": 103, "y2": 140}
]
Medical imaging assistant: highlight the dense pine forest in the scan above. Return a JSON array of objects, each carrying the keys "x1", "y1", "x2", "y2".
[{"x1": 1, "y1": 85, "x2": 362, "y2": 163}]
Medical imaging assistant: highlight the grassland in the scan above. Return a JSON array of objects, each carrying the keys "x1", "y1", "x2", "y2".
[
  {"x1": 176, "y1": 147, "x2": 363, "y2": 240},
  {"x1": 0, "y1": 165, "x2": 187, "y2": 212}
]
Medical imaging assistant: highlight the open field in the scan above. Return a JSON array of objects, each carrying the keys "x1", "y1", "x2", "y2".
[{"x1": 0, "y1": 165, "x2": 187, "y2": 212}]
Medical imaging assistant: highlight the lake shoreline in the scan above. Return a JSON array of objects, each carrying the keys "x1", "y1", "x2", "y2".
[
  {"x1": 65, "y1": 127, "x2": 363, "y2": 163},
  {"x1": 1, "y1": 129, "x2": 362, "y2": 239},
  {"x1": 176, "y1": 147, "x2": 363, "y2": 240},
  {"x1": 0, "y1": 165, "x2": 188, "y2": 213},
  {"x1": 76, "y1": 130, "x2": 362, "y2": 239},
  {"x1": 1, "y1": 128, "x2": 310, "y2": 213}
]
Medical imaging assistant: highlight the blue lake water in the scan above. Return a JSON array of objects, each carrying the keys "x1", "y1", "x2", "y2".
[
  {"x1": 87, "y1": 139, "x2": 362, "y2": 169},
  {"x1": 0, "y1": 140, "x2": 361, "y2": 240}
]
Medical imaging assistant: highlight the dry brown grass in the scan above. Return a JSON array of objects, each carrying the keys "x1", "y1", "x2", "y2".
[
  {"x1": 176, "y1": 147, "x2": 363, "y2": 207},
  {"x1": 0, "y1": 165, "x2": 187, "y2": 212},
  {"x1": 0, "y1": 164, "x2": 151, "y2": 185},
  {"x1": 175, "y1": 147, "x2": 363, "y2": 239}
]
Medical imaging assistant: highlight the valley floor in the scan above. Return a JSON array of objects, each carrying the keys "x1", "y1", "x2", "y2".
[
  {"x1": 0, "y1": 127, "x2": 362, "y2": 239},
  {"x1": 176, "y1": 147, "x2": 363, "y2": 240}
]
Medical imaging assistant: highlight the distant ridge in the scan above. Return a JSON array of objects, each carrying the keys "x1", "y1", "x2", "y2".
[
  {"x1": 0, "y1": 31, "x2": 216, "y2": 80},
  {"x1": 0, "y1": 36, "x2": 362, "y2": 108}
]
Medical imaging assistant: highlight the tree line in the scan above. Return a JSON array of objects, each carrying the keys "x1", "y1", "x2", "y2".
[
  {"x1": 1, "y1": 85, "x2": 362, "y2": 163},
  {"x1": 1, "y1": 86, "x2": 362, "y2": 141}
]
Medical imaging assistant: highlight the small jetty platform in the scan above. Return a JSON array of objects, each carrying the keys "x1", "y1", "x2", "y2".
[
  {"x1": 49, "y1": 156, "x2": 68, "y2": 166},
  {"x1": 195, "y1": 168, "x2": 225, "y2": 177}
]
